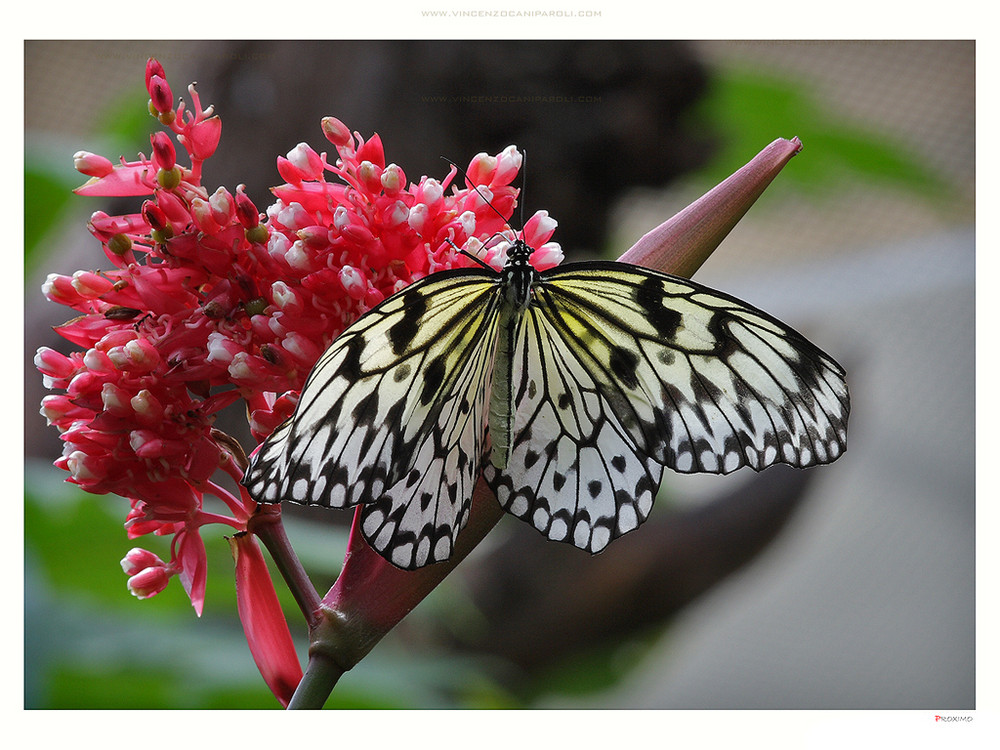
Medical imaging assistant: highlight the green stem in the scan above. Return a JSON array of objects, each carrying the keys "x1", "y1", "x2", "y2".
[
  {"x1": 286, "y1": 651, "x2": 345, "y2": 709},
  {"x1": 250, "y1": 505, "x2": 322, "y2": 628}
]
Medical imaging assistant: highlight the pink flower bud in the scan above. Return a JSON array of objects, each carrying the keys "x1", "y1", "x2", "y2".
[
  {"x1": 126, "y1": 564, "x2": 171, "y2": 600},
  {"x1": 281, "y1": 332, "x2": 322, "y2": 366},
  {"x1": 64, "y1": 450, "x2": 103, "y2": 483},
  {"x1": 283, "y1": 241, "x2": 312, "y2": 271},
  {"x1": 130, "y1": 430, "x2": 187, "y2": 458},
  {"x1": 297, "y1": 225, "x2": 332, "y2": 248},
  {"x1": 339, "y1": 265, "x2": 368, "y2": 300},
  {"x1": 206, "y1": 332, "x2": 242, "y2": 366},
  {"x1": 407, "y1": 204, "x2": 428, "y2": 234},
  {"x1": 150, "y1": 132, "x2": 176, "y2": 170},
  {"x1": 209, "y1": 186, "x2": 235, "y2": 226},
  {"x1": 418, "y1": 177, "x2": 443, "y2": 206},
  {"x1": 39, "y1": 394, "x2": 90, "y2": 426},
  {"x1": 382, "y1": 199, "x2": 409, "y2": 228},
  {"x1": 153, "y1": 191, "x2": 189, "y2": 226},
  {"x1": 108, "y1": 338, "x2": 160, "y2": 372},
  {"x1": 235, "y1": 186, "x2": 260, "y2": 228},
  {"x1": 71, "y1": 270, "x2": 114, "y2": 298},
  {"x1": 341, "y1": 222, "x2": 375, "y2": 247},
  {"x1": 523, "y1": 210, "x2": 557, "y2": 247},
  {"x1": 189, "y1": 197, "x2": 221, "y2": 234},
  {"x1": 42, "y1": 273, "x2": 83, "y2": 305},
  {"x1": 466, "y1": 152, "x2": 496, "y2": 185},
  {"x1": 130, "y1": 389, "x2": 164, "y2": 425},
  {"x1": 321, "y1": 116, "x2": 352, "y2": 147},
  {"x1": 270, "y1": 282, "x2": 303, "y2": 313},
  {"x1": 276, "y1": 156, "x2": 303, "y2": 185},
  {"x1": 73, "y1": 151, "x2": 114, "y2": 178},
  {"x1": 35, "y1": 348, "x2": 77, "y2": 381},
  {"x1": 458, "y1": 210, "x2": 477, "y2": 239},
  {"x1": 101, "y1": 382, "x2": 133, "y2": 415},
  {"x1": 332, "y1": 206, "x2": 351, "y2": 231},
  {"x1": 380, "y1": 164, "x2": 405, "y2": 194},
  {"x1": 141, "y1": 200, "x2": 170, "y2": 233},
  {"x1": 121, "y1": 547, "x2": 166, "y2": 576},
  {"x1": 530, "y1": 242, "x2": 564, "y2": 271},
  {"x1": 144, "y1": 58, "x2": 166, "y2": 90},
  {"x1": 287, "y1": 143, "x2": 324, "y2": 181},
  {"x1": 275, "y1": 202, "x2": 311, "y2": 232},
  {"x1": 357, "y1": 161, "x2": 383, "y2": 192},
  {"x1": 493, "y1": 145, "x2": 522, "y2": 186},
  {"x1": 147, "y1": 75, "x2": 173, "y2": 114}
]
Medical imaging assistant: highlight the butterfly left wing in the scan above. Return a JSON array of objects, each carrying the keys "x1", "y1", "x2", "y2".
[{"x1": 243, "y1": 269, "x2": 502, "y2": 569}]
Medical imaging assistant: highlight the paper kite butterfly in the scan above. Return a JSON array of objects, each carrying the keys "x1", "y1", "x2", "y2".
[{"x1": 243, "y1": 198, "x2": 849, "y2": 570}]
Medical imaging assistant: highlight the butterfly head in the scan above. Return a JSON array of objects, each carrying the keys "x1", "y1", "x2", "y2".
[{"x1": 501, "y1": 237, "x2": 539, "y2": 309}]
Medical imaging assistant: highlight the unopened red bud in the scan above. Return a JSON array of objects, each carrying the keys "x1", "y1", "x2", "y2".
[
  {"x1": 235, "y1": 186, "x2": 260, "y2": 228},
  {"x1": 150, "y1": 132, "x2": 176, "y2": 169},
  {"x1": 321, "y1": 116, "x2": 352, "y2": 147},
  {"x1": 145, "y1": 58, "x2": 166, "y2": 90},
  {"x1": 148, "y1": 75, "x2": 173, "y2": 115},
  {"x1": 73, "y1": 151, "x2": 114, "y2": 178},
  {"x1": 141, "y1": 201, "x2": 170, "y2": 233}
]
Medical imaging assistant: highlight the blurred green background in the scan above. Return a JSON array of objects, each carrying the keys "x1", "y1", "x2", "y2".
[{"x1": 24, "y1": 40, "x2": 974, "y2": 709}]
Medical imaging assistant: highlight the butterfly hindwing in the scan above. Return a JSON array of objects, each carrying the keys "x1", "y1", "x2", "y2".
[{"x1": 484, "y1": 305, "x2": 663, "y2": 553}]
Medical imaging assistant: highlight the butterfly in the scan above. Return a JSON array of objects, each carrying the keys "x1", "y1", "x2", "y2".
[{"x1": 242, "y1": 220, "x2": 850, "y2": 570}]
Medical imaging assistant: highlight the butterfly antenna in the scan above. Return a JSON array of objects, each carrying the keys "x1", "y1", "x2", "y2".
[
  {"x1": 441, "y1": 157, "x2": 521, "y2": 238},
  {"x1": 518, "y1": 149, "x2": 526, "y2": 233},
  {"x1": 445, "y1": 237, "x2": 492, "y2": 270}
]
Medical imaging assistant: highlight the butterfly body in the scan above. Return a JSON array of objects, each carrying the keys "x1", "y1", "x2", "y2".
[{"x1": 244, "y1": 239, "x2": 849, "y2": 569}]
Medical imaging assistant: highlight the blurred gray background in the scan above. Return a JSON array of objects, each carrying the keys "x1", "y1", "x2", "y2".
[{"x1": 24, "y1": 40, "x2": 974, "y2": 709}]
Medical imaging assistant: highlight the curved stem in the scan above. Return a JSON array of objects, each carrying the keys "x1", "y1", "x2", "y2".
[
  {"x1": 249, "y1": 504, "x2": 322, "y2": 627},
  {"x1": 203, "y1": 479, "x2": 250, "y2": 518}
]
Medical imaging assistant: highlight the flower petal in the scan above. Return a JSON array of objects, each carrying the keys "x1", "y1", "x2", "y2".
[{"x1": 231, "y1": 533, "x2": 303, "y2": 706}]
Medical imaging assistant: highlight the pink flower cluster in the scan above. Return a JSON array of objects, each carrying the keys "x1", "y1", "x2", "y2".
[{"x1": 36, "y1": 58, "x2": 558, "y2": 617}]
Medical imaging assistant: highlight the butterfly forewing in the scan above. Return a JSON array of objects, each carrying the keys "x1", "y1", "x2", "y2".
[
  {"x1": 525, "y1": 263, "x2": 849, "y2": 476},
  {"x1": 243, "y1": 269, "x2": 503, "y2": 566}
]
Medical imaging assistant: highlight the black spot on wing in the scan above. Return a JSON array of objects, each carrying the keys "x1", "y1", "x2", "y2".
[
  {"x1": 335, "y1": 334, "x2": 366, "y2": 380},
  {"x1": 635, "y1": 275, "x2": 683, "y2": 338},
  {"x1": 609, "y1": 345, "x2": 640, "y2": 389},
  {"x1": 387, "y1": 289, "x2": 426, "y2": 354},
  {"x1": 420, "y1": 355, "x2": 446, "y2": 406}
]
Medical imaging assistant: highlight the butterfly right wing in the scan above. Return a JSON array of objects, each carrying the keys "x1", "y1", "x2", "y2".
[{"x1": 243, "y1": 268, "x2": 502, "y2": 567}]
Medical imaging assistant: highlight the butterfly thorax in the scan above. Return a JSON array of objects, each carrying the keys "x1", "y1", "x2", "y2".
[{"x1": 501, "y1": 239, "x2": 538, "y2": 311}]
